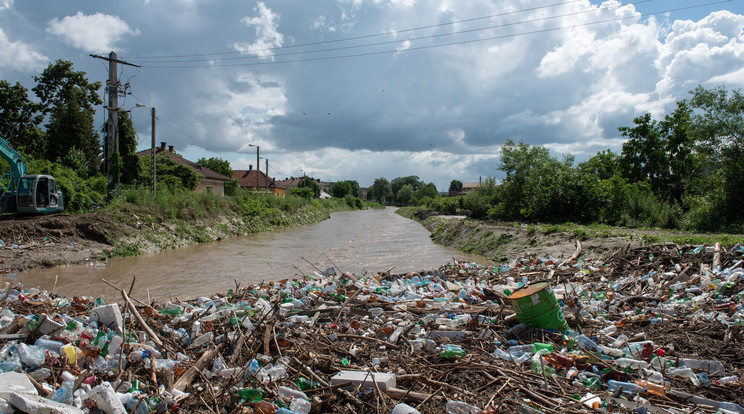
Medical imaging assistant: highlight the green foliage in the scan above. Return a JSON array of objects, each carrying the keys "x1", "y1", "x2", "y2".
[
  {"x1": 27, "y1": 156, "x2": 105, "y2": 213},
  {"x1": 391, "y1": 176, "x2": 423, "y2": 202},
  {"x1": 32, "y1": 60, "x2": 102, "y2": 116},
  {"x1": 369, "y1": 177, "x2": 392, "y2": 203},
  {"x1": 330, "y1": 180, "x2": 359, "y2": 198},
  {"x1": 224, "y1": 179, "x2": 239, "y2": 196},
  {"x1": 343, "y1": 194, "x2": 362, "y2": 209},
  {"x1": 298, "y1": 176, "x2": 320, "y2": 198},
  {"x1": 428, "y1": 195, "x2": 461, "y2": 214},
  {"x1": 197, "y1": 157, "x2": 232, "y2": 178},
  {"x1": 396, "y1": 184, "x2": 415, "y2": 205},
  {"x1": 0, "y1": 80, "x2": 45, "y2": 158},
  {"x1": 46, "y1": 87, "x2": 100, "y2": 176},
  {"x1": 449, "y1": 179, "x2": 463, "y2": 192},
  {"x1": 155, "y1": 155, "x2": 200, "y2": 191},
  {"x1": 289, "y1": 187, "x2": 314, "y2": 199},
  {"x1": 117, "y1": 111, "x2": 141, "y2": 185}
]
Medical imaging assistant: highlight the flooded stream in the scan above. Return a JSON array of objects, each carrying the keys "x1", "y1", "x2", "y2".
[{"x1": 19, "y1": 208, "x2": 489, "y2": 300}]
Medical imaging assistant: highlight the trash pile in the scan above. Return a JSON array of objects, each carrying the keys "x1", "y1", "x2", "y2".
[{"x1": 1, "y1": 242, "x2": 743, "y2": 413}]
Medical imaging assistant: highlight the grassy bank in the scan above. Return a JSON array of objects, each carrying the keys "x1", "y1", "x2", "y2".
[
  {"x1": 98, "y1": 189, "x2": 375, "y2": 258},
  {"x1": 398, "y1": 207, "x2": 744, "y2": 263}
]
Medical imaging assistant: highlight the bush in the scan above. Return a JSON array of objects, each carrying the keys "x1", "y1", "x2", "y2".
[{"x1": 289, "y1": 187, "x2": 314, "y2": 199}]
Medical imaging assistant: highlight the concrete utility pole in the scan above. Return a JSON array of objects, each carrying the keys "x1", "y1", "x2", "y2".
[
  {"x1": 249, "y1": 144, "x2": 259, "y2": 191},
  {"x1": 150, "y1": 107, "x2": 156, "y2": 194},
  {"x1": 90, "y1": 52, "x2": 140, "y2": 197}
]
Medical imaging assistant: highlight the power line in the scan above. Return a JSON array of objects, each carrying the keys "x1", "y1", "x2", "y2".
[
  {"x1": 129, "y1": 0, "x2": 650, "y2": 65},
  {"x1": 131, "y1": 0, "x2": 731, "y2": 68},
  {"x1": 122, "y1": 0, "x2": 590, "y2": 60}
]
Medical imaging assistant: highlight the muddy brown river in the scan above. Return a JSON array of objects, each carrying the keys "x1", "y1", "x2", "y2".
[{"x1": 18, "y1": 208, "x2": 489, "y2": 301}]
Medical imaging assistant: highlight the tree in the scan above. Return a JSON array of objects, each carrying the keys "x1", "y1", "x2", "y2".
[
  {"x1": 449, "y1": 180, "x2": 463, "y2": 192},
  {"x1": 369, "y1": 177, "x2": 392, "y2": 203},
  {"x1": 391, "y1": 176, "x2": 422, "y2": 197},
  {"x1": 578, "y1": 150, "x2": 620, "y2": 181},
  {"x1": 33, "y1": 60, "x2": 102, "y2": 117},
  {"x1": 415, "y1": 182, "x2": 439, "y2": 201},
  {"x1": 298, "y1": 176, "x2": 320, "y2": 198},
  {"x1": 330, "y1": 180, "x2": 359, "y2": 198},
  {"x1": 0, "y1": 81, "x2": 45, "y2": 158},
  {"x1": 117, "y1": 111, "x2": 141, "y2": 185},
  {"x1": 396, "y1": 184, "x2": 414, "y2": 205},
  {"x1": 45, "y1": 87, "x2": 100, "y2": 177},
  {"x1": 197, "y1": 157, "x2": 233, "y2": 178},
  {"x1": 618, "y1": 102, "x2": 695, "y2": 204},
  {"x1": 689, "y1": 85, "x2": 744, "y2": 226}
]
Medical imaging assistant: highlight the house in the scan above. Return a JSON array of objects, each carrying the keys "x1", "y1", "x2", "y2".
[
  {"x1": 275, "y1": 177, "x2": 331, "y2": 194},
  {"x1": 448, "y1": 180, "x2": 482, "y2": 197},
  {"x1": 137, "y1": 142, "x2": 231, "y2": 196},
  {"x1": 233, "y1": 166, "x2": 286, "y2": 197}
]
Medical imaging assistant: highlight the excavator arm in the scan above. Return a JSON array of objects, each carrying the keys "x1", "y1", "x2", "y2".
[{"x1": 0, "y1": 136, "x2": 27, "y2": 192}]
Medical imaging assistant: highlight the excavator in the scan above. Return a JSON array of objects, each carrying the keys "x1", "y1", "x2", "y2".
[{"x1": 0, "y1": 136, "x2": 64, "y2": 213}]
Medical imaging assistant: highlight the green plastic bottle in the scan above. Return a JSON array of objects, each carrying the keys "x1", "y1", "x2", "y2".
[
  {"x1": 237, "y1": 388, "x2": 264, "y2": 402},
  {"x1": 440, "y1": 345, "x2": 466, "y2": 358}
]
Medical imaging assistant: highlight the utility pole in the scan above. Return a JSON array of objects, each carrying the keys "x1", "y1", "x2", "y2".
[
  {"x1": 150, "y1": 107, "x2": 156, "y2": 194},
  {"x1": 265, "y1": 158, "x2": 269, "y2": 194},
  {"x1": 249, "y1": 144, "x2": 260, "y2": 191},
  {"x1": 90, "y1": 52, "x2": 140, "y2": 198}
]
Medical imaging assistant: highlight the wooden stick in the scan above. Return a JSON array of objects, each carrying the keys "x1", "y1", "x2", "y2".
[
  {"x1": 558, "y1": 240, "x2": 582, "y2": 267},
  {"x1": 101, "y1": 278, "x2": 153, "y2": 309},
  {"x1": 386, "y1": 387, "x2": 441, "y2": 403},
  {"x1": 173, "y1": 346, "x2": 219, "y2": 392},
  {"x1": 301, "y1": 256, "x2": 324, "y2": 273},
  {"x1": 120, "y1": 289, "x2": 163, "y2": 349},
  {"x1": 323, "y1": 252, "x2": 342, "y2": 274},
  {"x1": 51, "y1": 274, "x2": 58, "y2": 297}
]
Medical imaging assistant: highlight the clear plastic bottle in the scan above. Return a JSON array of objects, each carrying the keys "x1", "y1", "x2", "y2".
[
  {"x1": 446, "y1": 400, "x2": 481, "y2": 414},
  {"x1": 35, "y1": 338, "x2": 64, "y2": 354},
  {"x1": 607, "y1": 380, "x2": 646, "y2": 394},
  {"x1": 290, "y1": 397, "x2": 312, "y2": 414},
  {"x1": 392, "y1": 402, "x2": 421, "y2": 414}
]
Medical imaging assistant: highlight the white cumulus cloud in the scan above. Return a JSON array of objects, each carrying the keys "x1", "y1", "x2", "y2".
[
  {"x1": 233, "y1": 2, "x2": 284, "y2": 59},
  {"x1": 0, "y1": 28, "x2": 47, "y2": 72},
  {"x1": 47, "y1": 12, "x2": 139, "y2": 53}
]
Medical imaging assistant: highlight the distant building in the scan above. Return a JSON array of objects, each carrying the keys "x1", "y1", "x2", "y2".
[
  {"x1": 448, "y1": 179, "x2": 482, "y2": 197},
  {"x1": 233, "y1": 166, "x2": 285, "y2": 197},
  {"x1": 137, "y1": 142, "x2": 230, "y2": 196},
  {"x1": 275, "y1": 177, "x2": 331, "y2": 194}
]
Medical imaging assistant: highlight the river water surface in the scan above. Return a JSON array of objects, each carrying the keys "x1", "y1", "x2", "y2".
[{"x1": 20, "y1": 208, "x2": 489, "y2": 300}]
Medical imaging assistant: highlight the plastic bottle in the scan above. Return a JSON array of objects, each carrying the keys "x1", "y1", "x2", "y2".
[
  {"x1": 35, "y1": 338, "x2": 64, "y2": 354},
  {"x1": 392, "y1": 403, "x2": 421, "y2": 414},
  {"x1": 678, "y1": 358, "x2": 726, "y2": 376},
  {"x1": 51, "y1": 380, "x2": 74, "y2": 405},
  {"x1": 252, "y1": 400, "x2": 278, "y2": 414},
  {"x1": 607, "y1": 380, "x2": 646, "y2": 394},
  {"x1": 278, "y1": 386, "x2": 308, "y2": 401},
  {"x1": 576, "y1": 334, "x2": 602, "y2": 353},
  {"x1": 446, "y1": 400, "x2": 481, "y2": 414},
  {"x1": 236, "y1": 388, "x2": 264, "y2": 402},
  {"x1": 17, "y1": 343, "x2": 46, "y2": 368},
  {"x1": 635, "y1": 379, "x2": 665, "y2": 395},
  {"x1": 290, "y1": 398, "x2": 312, "y2": 414},
  {"x1": 440, "y1": 345, "x2": 466, "y2": 358},
  {"x1": 613, "y1": 358, "x2": 650, "y2": 369}
]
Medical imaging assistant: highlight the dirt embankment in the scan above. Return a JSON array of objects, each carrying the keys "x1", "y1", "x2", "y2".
[
  {"x1": 0, "y1": 206, "x2": 333, "y2": 273},
  {"x1": 412, "y1": 211, "x2": 738, "y2": 264}
]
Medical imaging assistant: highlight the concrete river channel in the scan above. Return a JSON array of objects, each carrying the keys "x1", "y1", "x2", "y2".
[{"x1": 22, "y1": 208, "x2": 490, "y2": 301}]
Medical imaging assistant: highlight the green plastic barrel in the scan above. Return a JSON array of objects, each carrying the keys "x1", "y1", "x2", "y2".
[{"x1": 508, "y1": 282, "x2": 568, "y2": 332}]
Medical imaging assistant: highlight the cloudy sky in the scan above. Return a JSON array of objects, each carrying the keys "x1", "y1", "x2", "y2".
[{"x1": 1, "y1": 0, "x2": 742, "y2": 190}]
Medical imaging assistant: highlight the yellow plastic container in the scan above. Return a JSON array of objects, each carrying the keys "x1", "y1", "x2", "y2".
[{"x1": 60, "y1": 344, "x2": 80, "y2": 364}]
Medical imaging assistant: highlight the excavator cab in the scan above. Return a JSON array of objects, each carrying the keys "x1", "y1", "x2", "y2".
[{"x1": 14, "y1": 174, "x2": 64, "y2": 213}]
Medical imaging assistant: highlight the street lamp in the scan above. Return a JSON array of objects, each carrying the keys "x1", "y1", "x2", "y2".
[
  {"x1": 249, "y1": 144, "x2": 259, "y2": 191},
  {"x1": 136, "y1": 103, "x2": 157, "y2": 194}
]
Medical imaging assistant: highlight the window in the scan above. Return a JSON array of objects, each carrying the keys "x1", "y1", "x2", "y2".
[{"x1": 206, "y1": 186, "x2": 214, "y2": 193}]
